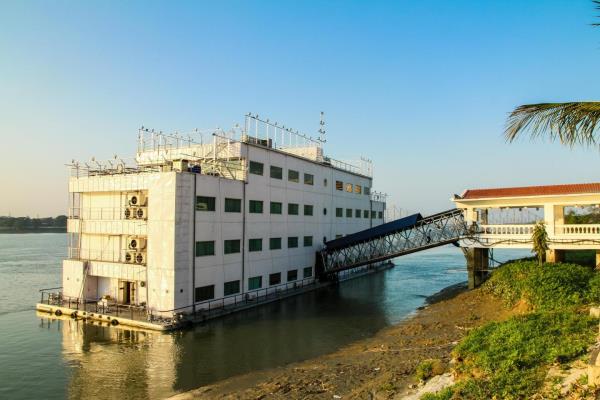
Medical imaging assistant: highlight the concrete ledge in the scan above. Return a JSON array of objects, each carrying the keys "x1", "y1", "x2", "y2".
[{"x1": 35, "y1": 303, "x2": 174, "y2": 331}]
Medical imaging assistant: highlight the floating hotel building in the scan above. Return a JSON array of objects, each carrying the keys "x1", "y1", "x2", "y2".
[{"x1": 61, "y1": 115, "x2": 386, "y2": 319}]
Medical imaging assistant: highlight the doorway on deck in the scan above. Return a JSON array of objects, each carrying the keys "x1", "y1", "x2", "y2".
[{"x1": 119, "y1": 280, "x2": 136, "y2": 305}]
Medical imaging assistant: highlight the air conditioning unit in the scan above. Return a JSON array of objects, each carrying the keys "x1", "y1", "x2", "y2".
[
  {"x1": 134, "y1": 207, "x2": 148, "y2": 220},
  {"x1": 124, "y1": 207, "x2": 136, "y2": 219},
  {"x1": 127, "y1": 192, "x2": 147, "y2": 206},
  {"x1": 134, "y1": 252, "x2": 146, "y2": 265},
  {"x1": 124, "y1": 251, "x2": 137, "y2": 264},
  {"x1": 173, "y1": 159, "x2": 189, "y2": 172},
  {"x1": 127, "y1": 236, "x2": 146, "y2": 250}
]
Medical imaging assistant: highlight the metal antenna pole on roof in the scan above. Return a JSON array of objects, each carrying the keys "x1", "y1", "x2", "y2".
[{"x1": 318, "y1": 111, "x2": 326, "y2": 146}]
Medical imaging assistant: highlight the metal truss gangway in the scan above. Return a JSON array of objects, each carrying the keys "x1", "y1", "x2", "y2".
[{"x1": 316, "y1": 209, "x2": 468, "y2": 277}]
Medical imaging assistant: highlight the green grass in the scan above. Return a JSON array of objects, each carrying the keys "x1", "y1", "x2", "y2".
[
  {"x1": 420, "y1": 259, "x2": 600, "y2": 400},
  {"x1": 415, "y1": 359, "x2": 444, "y2": 381},
  {"x1": 483, "y1": 260, "x2": 595, "y2": 310}
]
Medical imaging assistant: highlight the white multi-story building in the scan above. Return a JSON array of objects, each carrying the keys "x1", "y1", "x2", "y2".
[{"x1": 62, "y1": 116, "x2": 386, "y2": 317}]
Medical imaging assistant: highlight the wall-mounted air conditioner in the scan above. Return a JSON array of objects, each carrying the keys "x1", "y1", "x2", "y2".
[
  {"x1": 134, "y1": 252, "x2": 146, "y2": 265},
  {"x1": 127, "y1": 236, "x2": 147, "y2": 250},
  {"x1": 134, "y1": 207, "x2": 148, "y2": 220},
  {"x1": 127, "y1": 192, "x2": 147, "y2": 206},
  {"x1": 125, "y1": 251, "x2": 137, "y2": 264},
  {"x1": 124, "y1": 207, "x2": 137, "y2": 219}
]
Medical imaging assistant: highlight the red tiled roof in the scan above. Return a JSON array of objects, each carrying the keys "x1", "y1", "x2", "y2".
[{"x1": 460, "y1": 183, "x2": 600, "y2": 200}]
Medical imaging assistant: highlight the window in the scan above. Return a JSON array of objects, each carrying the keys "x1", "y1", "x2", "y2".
[
  {"x1": 224, "y1": 198, "x2": 241, "y2": 213},
  {"x1": 304, "y1": 205, "x2": 313, "y2": 216},
  {"x1": 269, "y1": 237, "x2": 282, "y2": 250},
  {"x1": 288, "y1": 169, "x2": 299, "y2": 183},
  {"x1": 303, "y1": 267, "x2": 313, "y2": 278},
  {"x1": 323, "y1": 208, "x2": 327, "y2": 215},
  {"x1": 303, "y1": 236, "x2": 313, "y2": 247},
  {"x1": 248, "y1": 276, "x2": 262, "y2": 290},
  {"x1": 195, "y1": 285, "x2": 214, "y2": 302},
  {"x1": 288, "y1": 236, "x2": 298, "y2": 248},
  {"x1": 324, "y1": 178, "x2": 328, "y2": 186},
  {"x1": 287, "y1": 269, "x2": 298, "y2": 281},
  {"x1": 345, "y1": 183, "x2": 353, "y2": 193},
  {"x1": 249, "y1": 161, "x2": 264, "y2": 175},
  {"x1": 336, "y1": 208, "x2": 343, "y2": 218},
  {"x1": 195, "y1": 241, "x2": 215, "y2": 257},
  {"x1": 304, "y1": 173, "x2": 314, "y2": 185},
  {"x1": 270, "y1": 201, "x2": 282, "y2": 214},
  {"x1": 364, "y1": 210, "x2": 369, "y2": 218},
  {"x1": 364, "y1": 187, "x2": 371, "y2": 195},
  {"x1": 196, "y1": 196, "x2": 215, "y2": 211},
  {"x1": 249, "y1": 238, "x2": 262, "y2": 252},
  {"x1": 269, "y1": 272, "x2": 281, "y2": 286},
  {"x1": 224, "y1": 280, "x2": 240, "y2": 296},
  {"x1": 249, "y1": 200, "x2": 263, "y2": 213},
  {"x1": 346, "y1": 208, "x2": 352, "y2": 218},
  {"x1": 270, "y1": 165, "x2": 283, "y2": 179},
  {"x1": 371, "y1": 211, "x2": 377, "y2": 219},
  {"x1": 336, "y1": 180, "x2": 343, "y2": 191},
  {"x1": 355, "y1": 185, "x2": 362, "y2": 194},
  {"x1": 379, "y1": 211, "x2": 383, "y2": 219},
  {"x1": 224, "y1": 239, "x2": 240, "y2": 254},
  {"x1": 355, "y1": 209, "x2": 361, "y2": 218},
  {"x1": 288, "y1": 203, "x2": 299, "y2": 215}
]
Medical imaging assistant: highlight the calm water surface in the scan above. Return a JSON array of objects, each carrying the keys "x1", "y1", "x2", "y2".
[{"x1": 0, "y1": 233, "x2": 529, "y2": 400}]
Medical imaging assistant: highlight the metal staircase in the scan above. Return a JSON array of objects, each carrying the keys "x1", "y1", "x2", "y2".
[{"x1": 317, "y1": 209, "x2": 468, "y2": 277}]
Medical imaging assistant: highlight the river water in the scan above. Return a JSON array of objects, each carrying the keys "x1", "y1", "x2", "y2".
[{"x1": 0, "y1": 233, "x2": 529, "y2": 400}]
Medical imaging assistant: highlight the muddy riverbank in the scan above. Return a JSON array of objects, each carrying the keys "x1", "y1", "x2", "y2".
[{"x1": 170, "y1": 284, "x2": 516, "y2": 399}]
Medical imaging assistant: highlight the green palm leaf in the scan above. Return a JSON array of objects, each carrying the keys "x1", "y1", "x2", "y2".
[{"x1": 504, "y1": 102, "x2": 600, "y2": 147}]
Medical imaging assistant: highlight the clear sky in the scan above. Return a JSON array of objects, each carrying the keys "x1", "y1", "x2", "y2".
[{"x1": 1, "y1": 0, "x2": 600, "y2": 217}]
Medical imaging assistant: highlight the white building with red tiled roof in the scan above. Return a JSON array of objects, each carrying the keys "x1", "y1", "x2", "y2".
[{"x1": 453, "y1": 182, "x2": 600, "y2": 267}]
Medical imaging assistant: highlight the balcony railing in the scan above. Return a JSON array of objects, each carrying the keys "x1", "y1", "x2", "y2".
[
  {"x1": 69, "y1": 207, "x2": 148, "y2": 221},
  {"x1": 68, "y1": 247, "x2": 146, "y2": 265},
  {"x1": 556, "y1": 224, "x2": 600, "y2": 235},
  {"x1": 478, "y1": 224, "x2": 535, "y2": 236},
  {"x1": 477, "y1": 223, "x2": 600, "y2": 238}
]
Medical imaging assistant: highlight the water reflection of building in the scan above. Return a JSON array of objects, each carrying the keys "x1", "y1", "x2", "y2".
[
  {"x1": 58, "y1": 317, "x2": 178, "y2": 400},
  {"x1": 37, "y1": 270, "x2": 393, "y2": 398}
]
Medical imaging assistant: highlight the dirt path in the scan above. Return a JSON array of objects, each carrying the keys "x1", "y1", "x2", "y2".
[{"x1": 170, "y1": 286, "x2": 515, "y2": 400}]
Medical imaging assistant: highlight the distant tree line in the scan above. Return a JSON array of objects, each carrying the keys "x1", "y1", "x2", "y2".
[
  {"x1": 564, "y1": 207, "x2": 600, "y2": 224},
  {"x1": 0, "y1": 215, "x2": 67, "y2": 231}
]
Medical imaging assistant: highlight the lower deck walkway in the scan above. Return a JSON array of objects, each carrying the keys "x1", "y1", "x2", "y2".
[{"x1": 37, "y1": 262, "x2": 394, "y2": 331}]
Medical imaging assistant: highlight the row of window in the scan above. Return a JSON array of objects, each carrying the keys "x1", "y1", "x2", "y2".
[
  {"x1": 195, "y1": 236, "x2": 314, "y2": 256},
  {"x1": 334, "y1": 180, "x2": 370, "y2": 195},
  {"x1": 197, "y1": 196, "x2": 315, "y2": 216},
  {"x1": 248, "y1": 160, "x2": 369, "y2": 196},
  {"x1": 249, "y1": 161, "x2": 314, "y2": 185},
  {"x1": 335, "y1": 208, "x2": 383, "y2": 219},
  {"x1": 194, "y1": 267, "x2": 314, "y2": 301},
  {"x1": 197, "y1": 196, "x2": 383, "y2": 219}
]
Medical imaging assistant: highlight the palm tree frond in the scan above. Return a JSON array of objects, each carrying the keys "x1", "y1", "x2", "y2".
[
  {"x1": 504, "y1": 102, "x2": 600, "y2": 147},
  {"x1": 594, "y1": 0, "x2": 600, "y2": 26}
]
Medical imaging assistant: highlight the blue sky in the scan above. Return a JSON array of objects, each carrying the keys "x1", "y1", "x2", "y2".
[{"x1": 1, "y1": 0, "x2": 600, "y2": 216}]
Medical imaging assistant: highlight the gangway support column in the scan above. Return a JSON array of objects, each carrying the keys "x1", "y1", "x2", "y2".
[
  {"x1": 465, "y1": 248, "x2": 488, "y2": 289},
  {"x1": 546, "y1": 249, "x2": 565, "y2": 263}
]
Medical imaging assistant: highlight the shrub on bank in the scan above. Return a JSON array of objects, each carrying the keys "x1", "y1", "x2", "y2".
[
  {"x1": 421, "y1": 260, "x2": 600, "y2": 399},
  {"x1": 483, "y1": 260, "x2": 594, "y2": 310},
  {"x1": 423, "y1": 311, "x2": 596, "y2": 399},
  {"x1": 415, "y1": 359, "x2": 444, "y2": 382}
]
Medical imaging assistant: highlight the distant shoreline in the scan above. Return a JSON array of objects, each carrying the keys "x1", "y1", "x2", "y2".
[{"x1": 0, "y1": 227, "x2": 66, "y2": 234}]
